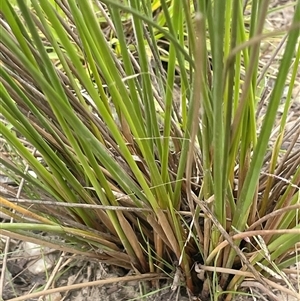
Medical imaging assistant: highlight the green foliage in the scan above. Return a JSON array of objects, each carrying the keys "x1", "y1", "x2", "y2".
[{"x1": 1, "y1": 0, "x2": 300, "y2": 300}]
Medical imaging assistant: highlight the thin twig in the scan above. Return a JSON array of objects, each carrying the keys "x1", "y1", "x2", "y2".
[
  {"x1": 3, "y1": 197, "x2": 205, "y2": 217},
  {"x1": 193, "y1": 196, "x2": 269, "y2": 288},
  {"x1": 6, "y1": 273, "x2": 164, "y2": 301},
  {"x1": 37, "y1": 252, "x2": 66, "y2": 301}
]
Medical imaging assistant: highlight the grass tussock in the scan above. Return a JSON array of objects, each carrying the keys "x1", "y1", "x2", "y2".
[{"x1": 1, "y1": 1, "x2": 300, "y2": 300}]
